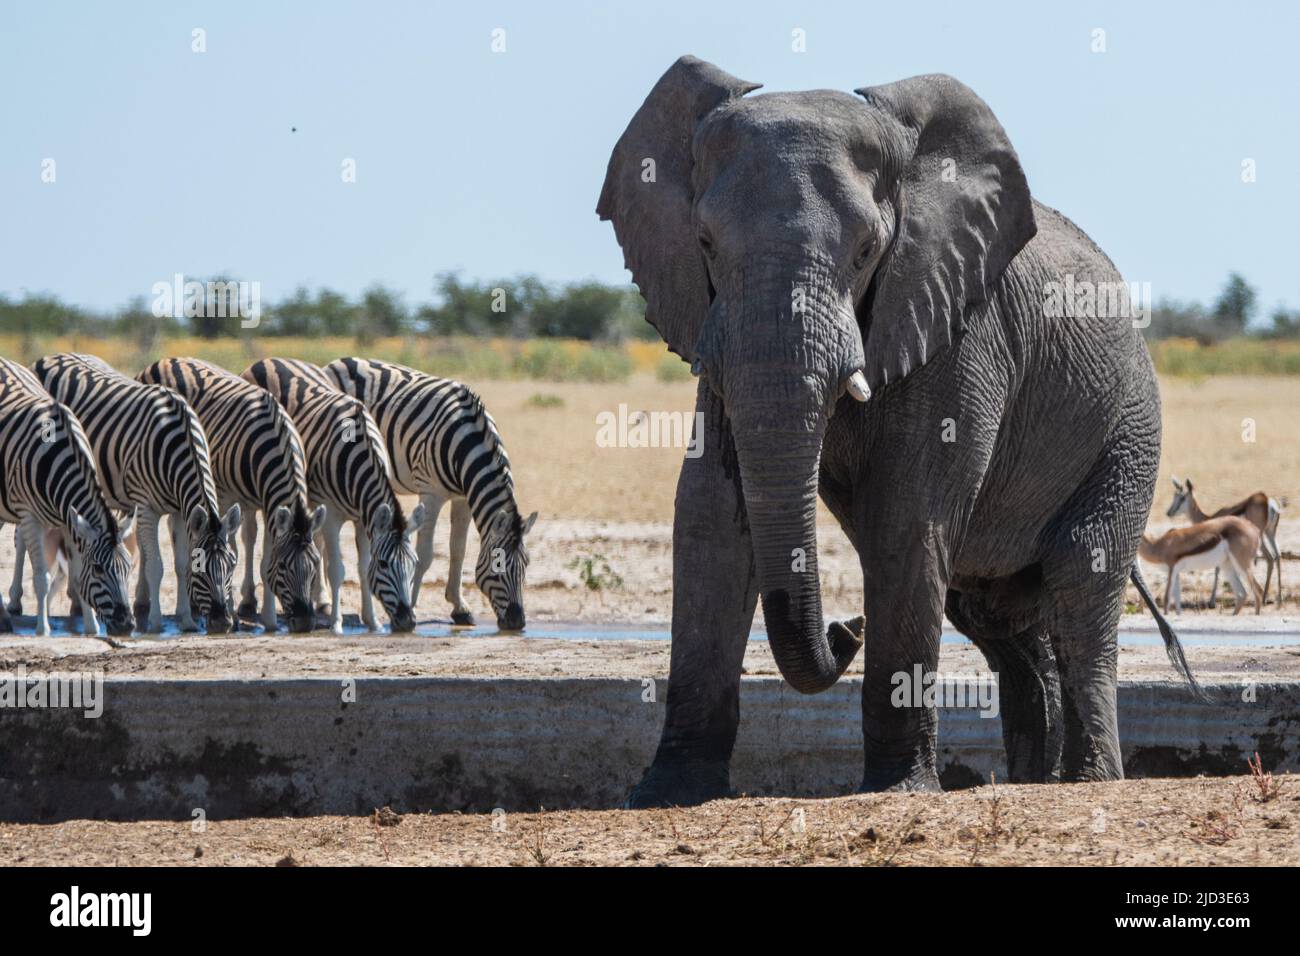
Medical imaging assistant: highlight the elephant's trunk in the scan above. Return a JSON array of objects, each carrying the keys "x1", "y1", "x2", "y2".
[
  {"x1": 731, "y1": 419, "x2": 863, "y2": 694},
  {"x1": 707, "y1": 254, "x2": 867, "y2": 694}
]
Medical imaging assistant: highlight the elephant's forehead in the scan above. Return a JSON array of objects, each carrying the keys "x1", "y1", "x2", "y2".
[{"x1": 696, "y1": 90, "x2": 882, "y2": 160}]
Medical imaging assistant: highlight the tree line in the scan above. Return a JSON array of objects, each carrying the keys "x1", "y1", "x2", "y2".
[
  {"x1": 1, "y1": 270, "x2": 1296, "y2": 342},
  {"x1": 0, "y1": 273, "x2": 656, "y2": 343}
]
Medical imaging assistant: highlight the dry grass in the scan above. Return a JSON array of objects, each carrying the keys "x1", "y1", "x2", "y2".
[{"x1": 475, "y1": 374, "x2": 1300, "y2": 531}]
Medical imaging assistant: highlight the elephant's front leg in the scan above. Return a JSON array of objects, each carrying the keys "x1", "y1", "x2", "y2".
[
  {"x1": 626, "y1": 386, "x2": 758, "y2": 809},
  {"x1": 859, "y1": 534, "x2": 949, "y2": 792}
]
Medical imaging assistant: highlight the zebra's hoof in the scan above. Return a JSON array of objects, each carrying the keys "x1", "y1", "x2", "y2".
[
  {"x1": 0, "y1": 615, "x2": 11, "y2": 633},
  {"x1": 451, "y1": 610, "x2": 475, "y2": 627},
  {"x1": 237, "y1": 598, "x2": 258, "y2": 620},
  {"x1": 5, "y1": 601, "x2": 20, "y2": 616}
]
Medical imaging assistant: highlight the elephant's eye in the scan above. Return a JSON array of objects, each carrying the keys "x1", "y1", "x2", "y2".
[{"x1": 852, "y1": 237, "x2": 874, "y2": 272}]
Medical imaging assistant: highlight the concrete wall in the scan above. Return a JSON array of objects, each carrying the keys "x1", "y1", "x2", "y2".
[{"x1": 0, "y1": 677, "x2": 1295, "y2": 821}]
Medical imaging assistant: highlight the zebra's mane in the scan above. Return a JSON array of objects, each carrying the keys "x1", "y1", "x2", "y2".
[
  {"x1": 340, "y1": 393, "x2": 403, "y2": 530},
  {"x1": 160, "y1": 387, "x2": 221, "y2": 521},
  {"x1": 473, "y1": 396, "x2": 516, "y2": 495},
  {"x1": 258, "y1": 390, "x2": 310, "y2": 495},
  {"x1": 48, "y1": 402, "x2": 117, "y2": 535}
]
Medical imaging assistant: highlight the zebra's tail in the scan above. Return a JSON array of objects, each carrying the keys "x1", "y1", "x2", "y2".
[{"x1": 1130, "y1": 562, "x2": 1207, "y2": 700}]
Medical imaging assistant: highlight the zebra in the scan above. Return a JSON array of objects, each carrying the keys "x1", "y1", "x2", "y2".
[
  {"x1": 137, "y1": 358, "x2": 324, "y2": 633},
  {"x1": 11, "y1": 353, "x2": 242, "y2": 634},
  {"x1": 241, "y1": 358, "x2": 426, "y2": 633},
  {"x1": 0, "y1": 357, "x2": 135, "y2": 637},
  {"x1": 270, "y1": 358, "x2": 534, "y2": 630}
]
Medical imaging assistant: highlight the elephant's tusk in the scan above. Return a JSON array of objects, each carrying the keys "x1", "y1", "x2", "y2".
[{"x1": 846, "y1": 370, "x2": 870, "y2": 402}]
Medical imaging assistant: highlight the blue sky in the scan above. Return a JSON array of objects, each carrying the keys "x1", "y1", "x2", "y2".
[{"x1": 2, "y1": 1, "x2": 1297, "y2": 319}]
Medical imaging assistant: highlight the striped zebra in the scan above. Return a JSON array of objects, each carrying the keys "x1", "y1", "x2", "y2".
[
  {"x1": 16, "y1": 353, "x2": 242, "y2": 634},
  {"x1": 273, "y1": 357, "x2": 534, "y2": 630},
  {"x1": 137, "y1": 358, "x2": 324, "y2": 633},
  {"x1": 0, "y1": 357, "x2": 135, "y2": 637},
  {"x1": 241, "y1": 358, "x2": 425, "y2": 633}
]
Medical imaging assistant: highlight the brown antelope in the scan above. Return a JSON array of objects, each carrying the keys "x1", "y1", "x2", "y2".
[
  {"x1": 1167, "y1": 477, "x2": 1283, "y2": 605},
  {"x1": 1139, "y1": 516, "x2": 1264, "y2": 615}
]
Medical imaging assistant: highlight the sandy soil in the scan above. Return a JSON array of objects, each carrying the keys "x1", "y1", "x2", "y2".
[{"x1": 2, "y1": 775, "x2": 1294, "y2": 866}]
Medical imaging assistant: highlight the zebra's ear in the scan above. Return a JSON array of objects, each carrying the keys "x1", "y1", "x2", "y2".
[
  {"x1": 308, "y1": 505, "x2": 327, "y2": 537},
  {"x1": 67, "y1": 507, "x2": 95, "y2": 544},
  {"x1": 222, "y1": 503, "x2": 242, "y2": 539},
  {"x1": 409, "y1": 501, "x2": 427, "y2": 530},
  {"x1": 371, "y1": 503, "x2": 394, "y2": 536},
  {"x1": 270, "y1": 505, "x2": 293, "y2": 540},
  {"x1": 523, "y1": 511, "x2": 538, "y2": 536},
  {"x1": 187, "y1": 505, "x2": 209, "y2": 543},
  {"x1": 118, "y1": 506, "x2": 137, "y2": 542}
]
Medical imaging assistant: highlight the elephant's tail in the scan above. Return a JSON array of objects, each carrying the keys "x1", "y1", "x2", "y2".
[{"x1": 1130, "y1": 562, "x2": 1206, "y2": 700}]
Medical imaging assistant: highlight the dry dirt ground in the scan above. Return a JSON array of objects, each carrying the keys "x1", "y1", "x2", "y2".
[{"x1": 2, "y1": 775, "x2": 1296, "y2": 866}]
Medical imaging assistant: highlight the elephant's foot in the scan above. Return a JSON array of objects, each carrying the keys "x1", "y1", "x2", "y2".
[
  {"x1": 451, "y1": 609, "x2": 475, "y2": 627},
  {"x1": 859, "y1": 763, "x2": 942, "y2": 793},
  {"x1": 625, "y1": 759, "x2": 733, "y2": 809}
]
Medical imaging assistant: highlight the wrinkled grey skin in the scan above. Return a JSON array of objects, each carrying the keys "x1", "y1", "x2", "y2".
[{"x1": 599, "y1": 57, "x2": 1182, "y2": 807}]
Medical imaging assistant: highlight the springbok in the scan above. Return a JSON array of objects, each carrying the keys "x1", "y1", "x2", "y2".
[
  {"x1": 1167, "y1": 477, "x2": 1283, "y2": 605},
  {"x1": 1139, "y1": 516, "x2": 1264, "y2": 615}
]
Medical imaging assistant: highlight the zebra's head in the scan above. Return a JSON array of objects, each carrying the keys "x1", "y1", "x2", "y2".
[
  {"x1": 365, "y1": 501, "x2": 425, "y2": 632},
  {"x1": 67, "y1": 506, "x2": 136, "y2": 636},
  {"x1": 186, "y1": 503, "x2": 242, "y2": 633},
  {"x1": 268, "y1": 501, "x2": 326, "y2": 632},
  {"x1": 475, "y1": 508, "x2": 537, "y2": 631}
]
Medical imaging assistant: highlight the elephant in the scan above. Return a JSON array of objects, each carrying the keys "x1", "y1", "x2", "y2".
[{"x1": 597, "y1": 56, "x2": 1198, "y2": 807}]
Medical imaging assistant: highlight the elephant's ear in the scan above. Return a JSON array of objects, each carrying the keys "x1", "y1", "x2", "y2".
[
  {"x1": 598, "y1": 56, "x2": 760, "y2": 363},
  {"x1": 855, "y1": 75, "x2": 1036, "y2": 388}
]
